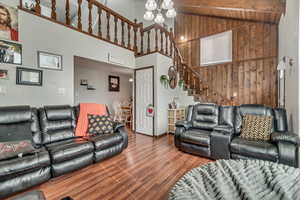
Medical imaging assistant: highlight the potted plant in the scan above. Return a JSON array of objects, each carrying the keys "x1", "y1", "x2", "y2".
[{"x1": 160, "y1": 75, "x2": 169, "y2": 89}]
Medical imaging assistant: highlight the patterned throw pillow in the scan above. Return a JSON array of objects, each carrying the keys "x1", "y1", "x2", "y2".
[
  {"x1": 87, "y1": 114, "x2": 114, "y2": 135},
  {"x1": 0, "y1": 140, "x2": 35, "y2": 160},
  {"x1": 240, "y1": 114, "x2": 273, "y2": 141}
]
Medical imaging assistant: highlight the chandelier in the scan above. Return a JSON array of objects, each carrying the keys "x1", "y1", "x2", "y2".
[{"x1": 143, "y1": 0, "x2": 177, "y2": 24}]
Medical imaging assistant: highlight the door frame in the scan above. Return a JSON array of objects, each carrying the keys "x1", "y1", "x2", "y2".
[{"x1": 134, "y1": 66, "x2": 155, "y2": 137}]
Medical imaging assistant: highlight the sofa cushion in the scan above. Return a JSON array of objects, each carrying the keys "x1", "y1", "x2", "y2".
[
  {"x1": 46, "y1": 139, "x2": 94, "y2": 163},
  {"x1": 89, "y1": 133, "x2": 123, "y2": 150},
  {"x1": 87, "y1": 114, "x2": 114, "y2": 135},
  {"x1": 0, "y1": 149, "x2": 50, "y2": 178},
  {"x1": 39, "y1": 106, "x2": 76, "y2": 144},
  {"x1": 181, "y1": 129, "x2": 211, "y2": 147},
  {"x1": 45, "y1": 105, "x2": 73, "y2": 121},
  {"x1": 230, "y1": 138, "x2": 278, "y2": 162},
  {"x1": 0, "y1": 106, "x2": 31, "y2": 124},
  {"x1": 235, "y1": 104, "x2": 275, "y2": 134},
  {"x1": 0, "y1": 122, "x2": 32, "y2": 142},
  {"x1": 0, "y1": 140, "x2": 35, "y2": 160},
  {"x1": 191, "y1": 104, "x2": 218, "y2": 131},
  {"x1": 240, "y1": 114, "x2": 273, "y2": 141}
]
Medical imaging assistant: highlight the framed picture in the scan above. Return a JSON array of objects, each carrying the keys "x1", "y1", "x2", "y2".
[
  {"x1": 38, "y1": 51, "x2": 63, "y2": 71},
  {"x1": 0, "y1": 69, "x2": 8, "y2": 79},
  {"x1": 108, "y1": 75, "x2": 120, "y2": 92},
  {"x1": 16, "y1": 67, "x2": 43, "y2": 86},
  {"x1": 0, "y1": 40, "x2": 22, "y2": 64},
  {"x1": 80, "y1": 79, "x2": 88, "y2": 86},
  {"x1": 0, "y1": 3, "x2": 19, "y2": 41}
]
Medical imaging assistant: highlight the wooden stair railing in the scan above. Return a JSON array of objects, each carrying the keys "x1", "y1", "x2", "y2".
[
  {"x1": 19, "y1": 0, "x2": 140, "y2": 52},
  {"x1": 19, "y1": 0, "x2": 233, "y2": 105}
]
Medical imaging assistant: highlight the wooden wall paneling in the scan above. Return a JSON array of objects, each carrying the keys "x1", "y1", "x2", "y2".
[
  {"x1": 175, "y1": 14, "x2": 278, "y2": 107},
  {"x1": 238, "y1": 62, "x2": 244, "y2": 105},
  {"x1": 256, "y1": 59, "x2": 263, "y2": 104}
]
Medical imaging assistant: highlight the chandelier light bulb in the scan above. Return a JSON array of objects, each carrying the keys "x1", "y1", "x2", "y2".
[
  {"x1": 161, "y1": 0, "x2": 174, "y2": 10},
  {"x1": 145, "y1": 0, "x2": 157, "y2": 11},
  {"x1": 154, "y1": 12, "x2": 165, "y2": 24},
  {"x1": 144, "y1": 11, "x2": 155, "y2": 21},
  {"x1": 166, "y1": 8, "x2": 177, "y2": 18}
]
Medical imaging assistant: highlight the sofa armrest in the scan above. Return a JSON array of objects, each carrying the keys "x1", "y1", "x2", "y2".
[
  {"x1": 213, "y1": 125, "x2": 234, "y2": 135},
  {"x1": 113, "y1": 121, "x2": 125, "y2": 132},
  {"x1": 210, "y1": 125, "x2": 235, "y2": 160},
  {"x1": 271, "y1": 132, "x2": 300, "y2": 146},
  {"x1": 113, "y1": 121, "x2": 128, "y2": 149},
  {"x1": 175, "y1": 120, "x2": 192, "y2": 130}
]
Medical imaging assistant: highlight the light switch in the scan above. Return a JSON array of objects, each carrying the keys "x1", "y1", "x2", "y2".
[
  {"x1": 0, "y1": 86, "x2": 6, "y2": 95},
  {"x1": 58, "y1": 88, "x2": 66, "y2": 95}
]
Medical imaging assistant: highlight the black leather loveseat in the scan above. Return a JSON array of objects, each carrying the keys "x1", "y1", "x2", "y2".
[
  {"x1": 0, "y1": 105, "x2": 128, "y2": 199},
  {"x1": 175, "y1": 104, "x2": 300, "y2": 167}
]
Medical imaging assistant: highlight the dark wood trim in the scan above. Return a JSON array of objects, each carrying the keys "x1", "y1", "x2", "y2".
[{"x1": 134, "y1": 66, "x2": 155, "y2": 137}]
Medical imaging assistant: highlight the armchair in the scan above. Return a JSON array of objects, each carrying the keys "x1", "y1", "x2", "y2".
[
  {"x1": 230, "y1": 105, "x2": 299, "y2": 167},
  {"x1": 175, "y1": 104, "x2": 219, "y2": 158}
]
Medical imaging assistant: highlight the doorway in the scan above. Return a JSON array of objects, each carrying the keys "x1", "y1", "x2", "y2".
[{"x1": 134, "y1": 66, "x2": 155, "y2": 136}]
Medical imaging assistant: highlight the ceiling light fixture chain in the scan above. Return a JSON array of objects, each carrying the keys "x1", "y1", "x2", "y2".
[{"x1": 143, "y1": 0, "x2": 177, "y2": 24}]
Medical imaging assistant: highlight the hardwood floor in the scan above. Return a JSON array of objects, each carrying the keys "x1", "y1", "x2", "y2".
[{"x1": 10, "y1": 131, "x2": 212, "y2": 200}]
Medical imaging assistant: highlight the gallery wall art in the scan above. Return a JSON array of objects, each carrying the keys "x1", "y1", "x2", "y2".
[
  {"x1": 0, "y1": 3, "x2": 18, "y2": 41},
  {"x1": 0, "y1": 40, "x2": 22, "y2": 64}
]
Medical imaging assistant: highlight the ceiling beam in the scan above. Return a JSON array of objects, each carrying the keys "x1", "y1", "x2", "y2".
[{"x1": 174, "y1": 0, "x2": 285, "y2": 23}]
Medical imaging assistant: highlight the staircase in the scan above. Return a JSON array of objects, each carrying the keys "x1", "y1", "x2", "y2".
[{"x1": 19, "y1": 0, "x2": 233, "y2": 105}]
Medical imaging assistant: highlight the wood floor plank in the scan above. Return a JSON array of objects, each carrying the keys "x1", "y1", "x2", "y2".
[{"x1": 8, "y1": 130, "x2": 212, "y2": 200}]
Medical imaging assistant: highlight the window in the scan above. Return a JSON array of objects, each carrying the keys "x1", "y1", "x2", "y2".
[{"x1": 200, "y1": 31, "x2": 232, "y2": 66}]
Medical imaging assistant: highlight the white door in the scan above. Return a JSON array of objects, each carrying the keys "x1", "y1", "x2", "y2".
[{"x1": 135, "y1": 67, "x2": 154, "y2": 136}]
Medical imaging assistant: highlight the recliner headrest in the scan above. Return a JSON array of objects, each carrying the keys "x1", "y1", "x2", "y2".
[
  {"x1": 0, "y1": 106, "x2": 31, "y2": 124},
  {"x1": 194, "y1": 103, "x2": 218, "y2": 115},
  {"x1": 239, "y1": 104, "x2": 274, "y2": 116},
  {"x1": 45, "y1": 105, "x2": 72, "y2": 121}
]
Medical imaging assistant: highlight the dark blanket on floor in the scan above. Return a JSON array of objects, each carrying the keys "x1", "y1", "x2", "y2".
[{"x1": 168, "y1": 159, "x2": 300, "y2": 200}]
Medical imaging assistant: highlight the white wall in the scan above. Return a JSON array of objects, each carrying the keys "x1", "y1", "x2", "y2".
[
  {"x1": 279, "y1": 0, "x2": 300, "y2": 134},
  {"x1": 136, "y1": 53, "x2": 195, "y2": 136},
  {"x1": 74, "y1": 57, "x2": 133, "y2": 114},
  {"x1": 0, "y1": 0, "x2": 135, "y2": 107}
]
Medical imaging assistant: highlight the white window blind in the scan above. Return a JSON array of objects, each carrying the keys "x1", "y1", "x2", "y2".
[{"x1": 200, "y1": 30, "x2": 232, "y2": 66}]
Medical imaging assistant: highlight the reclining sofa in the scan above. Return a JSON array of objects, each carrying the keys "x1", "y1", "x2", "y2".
[
  {"x1": 0, "y1": 105, "x2": 128, "y2": 199},
  {"x1": 175, "y1": 104, "x2": 299, "y2": 167}
]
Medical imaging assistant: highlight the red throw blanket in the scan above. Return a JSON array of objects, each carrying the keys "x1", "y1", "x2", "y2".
[{"x1": 75, "y1": 103, "x2": 108, "y2": 137}]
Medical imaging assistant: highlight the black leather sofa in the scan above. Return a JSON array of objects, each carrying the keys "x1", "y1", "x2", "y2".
[
  {"x1": 0, "y1": 105, "x2": 128, "y2": 199},
  {"x1": 175, "y1": 104, "x2": 300, "y2": 167}
]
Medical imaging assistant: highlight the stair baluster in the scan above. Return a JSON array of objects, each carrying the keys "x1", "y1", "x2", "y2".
[
  {"x1": 147, "y1": 30, "x2": 150, "y2": 53},
  {"x1": 51, "y1": 0, "x2": 56, "y2": 20},
  {"x1": 155, "y1": 28, "x2": 158, "y2": 52},
  {"x1": 140, "y1": 28, "x2": 144, "y2": 55},
  {"x1": 133, "y1": 19, "x2": 138, "y2": 53},
  {"x1": 165, "y1": 32, "x2": 168, "y2": 55},
  {"x1": 88, "y1": 1, "x2": 93, "y2": 34},
  {"x1": 160, "y1": 29, "x2": 163, "y2": 53},
  {"x1": 35, "y1": 0, "x2": 41, "y2": 15},
  {"x1": 98, "y1": 7, "x2": 102, "y2": 37},
  {"x1": 66, "y1": 0, "x2": 70, "y2": 25},
  {"x1": 127, "y1": 24, "x2": 131, "y2": 49},
  {"x1": 114, "y1": 16, "x2": 118, "y2": 43},
  {"x1": 106, "y1": 12, "x2": 110, "y2": 40},
  {"x1": 77, "y1": 0, "x2": 82, "y2": 30}
]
